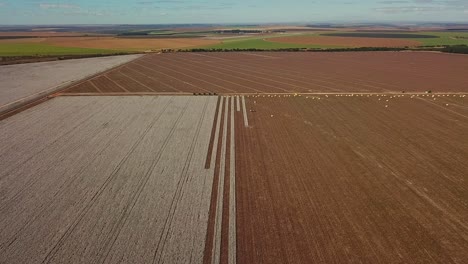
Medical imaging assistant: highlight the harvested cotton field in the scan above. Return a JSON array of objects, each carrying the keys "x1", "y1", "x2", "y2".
[
  {"x1": 0, "y1": 54, "x2": 141, "y2": 115},
  {"x1": 0, "y1": 95, "x2": 248, "y2": 264},
  {"x1": 235, "y1": 94, "x2": 468, "y2": 263},
  {"x1": 62, "y1": 52, "x2": 468, "y2": 95}
]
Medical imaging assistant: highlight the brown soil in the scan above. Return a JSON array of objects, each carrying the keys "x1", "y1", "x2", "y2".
[
  {"x1": 236, "y1": 95, "x2": 468, "y2": 263},
  {"x1": 0, "y1": 32, "x2": 88, "y2": 37},
  {"x1": 268, "y1": 36, "x2": 422, "y2": 47},
  {"x1": 42, "y1": 37, "x2": 219, "y2": 51},
  {"x1": 0, "y1": 38, "x2": 45, "y2": 43},
  {"x1": 62, "y1": 52, "x2": 468, "y2": 95},
  {"x1": 0, "y1": 36, "x2": 219, "y2": 51}
]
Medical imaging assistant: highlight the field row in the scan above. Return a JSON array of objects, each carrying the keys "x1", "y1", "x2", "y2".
[
  {"x1": 62, "y1": 52, "x2": 468, "y2": 95},
  {"x1": 203, "y1": 96, "x2": 248, "y2": 264}
]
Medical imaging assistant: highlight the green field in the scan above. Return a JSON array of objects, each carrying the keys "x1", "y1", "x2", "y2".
[
  {"x1": 200, "y1": 37, "x2": 340, "y2": 50},
  {"x1": 320, "y1": 31, "x2": 468, "y2": 46},
  {"x1": 199, "y1": 31, "x2": 468, "y2": 50},
  {"x1": 206, "y1": 32, "x2": 468, "y2": 50},
  {"x1": 411, "y1": 32, "x2": 468, "y2": 46},
  {"x1": 322, "y1": 32, "x2": 438, "y2": 38},
  {"x1": 148, "y1": 30, "x2": 178, "y2": 35},
  {"x1": 0, "y1": 43, "x2": 123, "y2": 57}
]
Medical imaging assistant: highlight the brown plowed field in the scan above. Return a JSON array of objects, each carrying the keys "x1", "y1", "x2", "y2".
[
  {"x1": 62, "y1": 52, "x2": 468, "y2": 95},
  {"x1": 268, "y1": 36, "x2": 422, "y2": 47},
  {"x1": 0, "y1": 32, "x2": 88, "y2": 37},
  {"x1": 43, "y1": 37, "x2": 219, "y2": 51},
  {"x1": 0, "y1": 36, "x2": 220, "y2": 51},
  {"x1": 236, "y1": 94, "x2": 468, "y2": 263}
]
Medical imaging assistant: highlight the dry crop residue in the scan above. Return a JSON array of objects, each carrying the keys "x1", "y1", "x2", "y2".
[{"x1": 236, "y1": 94, "x2": 468, "y2": 263}]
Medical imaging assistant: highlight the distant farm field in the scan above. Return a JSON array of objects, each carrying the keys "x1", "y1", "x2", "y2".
[
  {"x1": 200, "y1": 31, "x2": 468, "y2": 49},
  {"x1": 322, "y1": 32, "x2": 468, "y2": 46},
  {"x1": 322, "y1": 32, "x2": 439, "y2": 38},
  {"x1": 267, "y1": 35, "x2": 421, "y2": 47},
  {"x1": 0, "y1": 37, "x2": 220, "y2": 56},
  {"x1": 0, "y1": 43, "x2": 119, "y2": 56},
  {"x1": 200, "y1": 38, "x2": 340, "y2": 50},
  {"x1": 413, "y1": 32, "x2": 468, "y2": 46}
]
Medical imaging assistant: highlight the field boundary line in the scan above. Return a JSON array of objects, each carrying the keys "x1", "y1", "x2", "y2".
[
  {"x1": 211, "y1": 97, "x2": 229, "y2": 264},
  {"x1": 56, "y1": 92, "x2": 194, "y2": 96},
  {"x1": 205, "y1": 97, "x2": 222, "y2": 169},
  {"x1": 228, "y1": 96, "x2": 237, "y2": 264},
  {"x1": 0, "y1": 81, "x2": 73, "y2": 112},
  {"x1": 239, "y1": 52, "x2": 279, "y2": 59},
  {"x1": 241, "y1": 96, "x2": 249, "y2": 127},
  {"x1": 203, "y1": 97, "x2": 225, "y2": 264},
  {"x1": 58, "y1": 55, "x2": 146, "y2": 93}
]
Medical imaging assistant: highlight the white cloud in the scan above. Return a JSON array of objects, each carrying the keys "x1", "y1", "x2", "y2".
[
  {"x1": 38, "y1": 2, "x2": 109, "y2": 16},
  {"x1": 39, "y1": 3, "x2": 80, "y2": 10},
  {"x1": 375, "y1": 0, "x2": 468, "y2": 14},
  {"x1": 64, "y1": 10, "x2": 106, "y2": 16},
  {"x1": 375, "y1": 6, "x2": 445, "y2": 13}
]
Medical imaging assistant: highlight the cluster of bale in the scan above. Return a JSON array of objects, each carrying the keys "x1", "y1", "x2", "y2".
[{"x1": 193, "y1": 92, "x2": 218, "y2": 96}]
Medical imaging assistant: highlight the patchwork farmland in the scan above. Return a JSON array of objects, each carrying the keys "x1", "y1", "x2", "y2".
[{"x1": 1, "y1": 52, "x2": 468, "y2": 264}]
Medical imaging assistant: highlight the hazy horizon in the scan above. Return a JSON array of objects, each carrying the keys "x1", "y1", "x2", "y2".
[{"x1": 1, "y1": 0, "x2": 468, "y2": 25}]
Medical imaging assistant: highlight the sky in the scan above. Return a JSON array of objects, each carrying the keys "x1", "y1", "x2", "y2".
[{"x1": 0, "y1": 0, "x2": 467, "y2": 25}]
